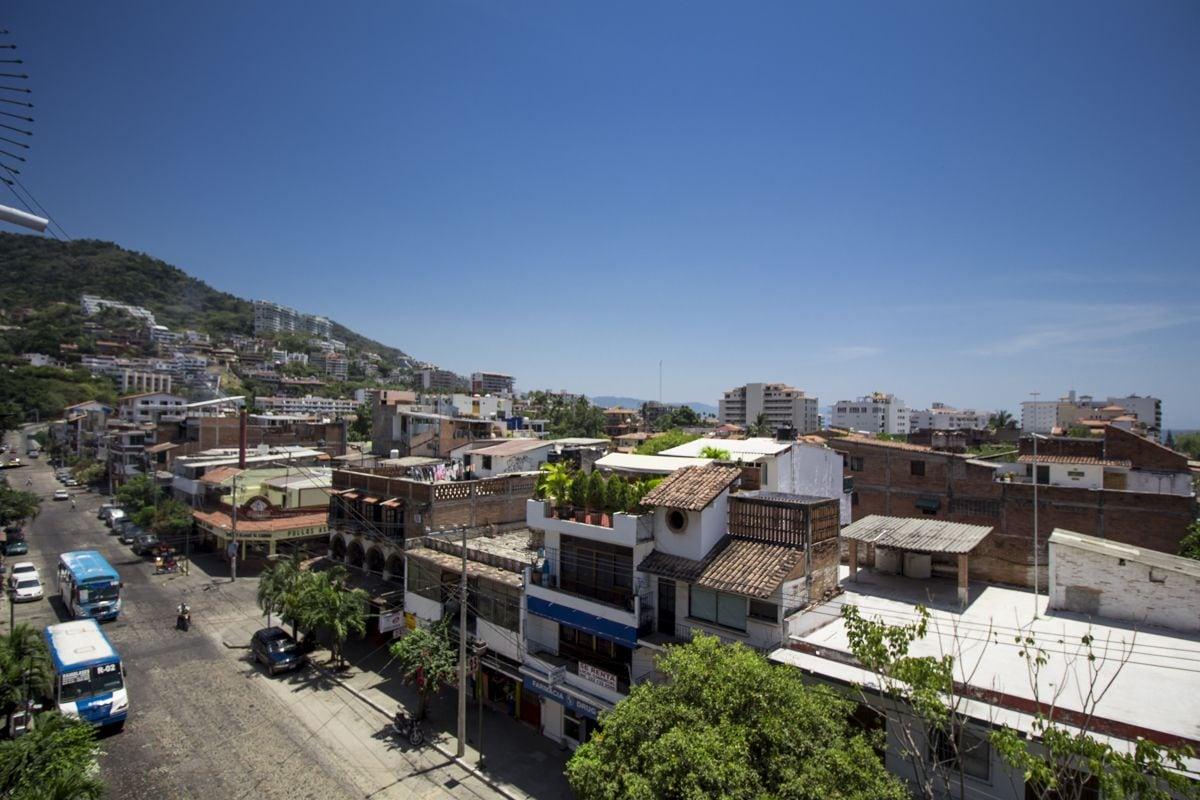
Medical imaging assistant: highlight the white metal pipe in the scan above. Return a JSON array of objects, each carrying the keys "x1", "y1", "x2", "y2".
[{"x1": 0, "y1": 203, "x2": 49, "y2": 232}]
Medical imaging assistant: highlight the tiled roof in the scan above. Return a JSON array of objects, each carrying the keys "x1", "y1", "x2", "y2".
[
  {"x1": 641, "y1": 465, "x2": 742, "y2": 511},
  {"x1": 406, "y1": 546, "x2": 523, "y2": 588},
  {"x1": 832, "y1": 435, "x2": 934, "y2": 453},
  {"x1": 700, "y1": 539, "x2": 801, "y2": 599},
  {"x1": 198, "y1": 466, "x2": 244, "y2": 485},
  {"x1": 840, "y1": 515, "x2": 993, "y2": 554},
  {"x1": 1015, "y1": 454, "x2": 1131, "y2": 467},
  {"x1": 637, "y1": 538, "x2": 801, "y2": 599},
  {"x1": 192, "y1": 509, "x2": 328, "y2": 533},
  {"x1": 469, "y1": 439, "x2": 553, "y2": 457}
]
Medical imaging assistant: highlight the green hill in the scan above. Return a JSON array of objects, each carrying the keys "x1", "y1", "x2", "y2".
[{"x1": 0, "y1": 232, "x2": 410, "y2": 363}]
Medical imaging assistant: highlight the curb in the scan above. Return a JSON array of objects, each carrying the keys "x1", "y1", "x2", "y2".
[{"x1": 307, "y1": 662, "x2": 524, "y2": 800}]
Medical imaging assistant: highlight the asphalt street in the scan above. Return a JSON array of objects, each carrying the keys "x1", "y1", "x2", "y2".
[{"x1": 3, "y1": 429, "x2": 511, "y2": 800}]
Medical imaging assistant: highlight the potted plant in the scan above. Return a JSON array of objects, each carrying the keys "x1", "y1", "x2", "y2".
[
  {"x1": 538, "y1": 463, "x2": 573, "y2": 519},
  {"x1": 603, "y1": 474, "x2": 626, "y2": 527},
  {"x1": 570, "y1": 472, "x2": 588, "y2": 522},
  {"x1": 585, "y1": 471, "x2": 606, "y2": 525}
]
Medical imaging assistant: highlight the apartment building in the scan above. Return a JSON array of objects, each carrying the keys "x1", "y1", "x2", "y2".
[
  {"x1": 257, "y1": 395, "x2": 358, "y2": 417},
  {"x1": 1021, "y1": 399, "x2": 1058, "y2": 434},
  {"x1": 310, "y1": 352, "x2": 349, "y2": 381},
  {"x1": 471, "y1": 371, "x2": 515, "y2": 396},
  {"x1": 80, "y1": 294, "x2": 157, "y2": 326},
  {"x1": 1022, "y1": 390, "x2": 1164, "y2": 440},
  {"x1": 418, "y1": 367, "x2": 469, "y2": 392},
  {"x1": 118, "y1": 392, "x2": 188, "y2": 424},
  {"x1": 826, "y1": 425, "x2": 1196, "y2": 588},
  {"x1": 252, "y1": 299, "x2": 333, "y2": 339},
  {"x1": 718, "y1": 382, "x2": 819, "y2": 434},
  {"x1": 519, "y1": 465, "x2": 841, "y2": 748},
  {"x1": 371, "y1": 405, "x2": 503, "y2": 459},
  {"x1": 831, "y1": 393, "x2": 910, "y2": 435},
  {"x1": 910, "y1": 403, "x2": 990, "y2": 431}
]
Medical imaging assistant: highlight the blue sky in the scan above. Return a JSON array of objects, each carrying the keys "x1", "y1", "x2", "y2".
[{"x1": 6, "y1": 2, "x2": 1199, "y2": 426}]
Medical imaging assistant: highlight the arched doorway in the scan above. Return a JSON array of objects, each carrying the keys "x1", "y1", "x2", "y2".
[
  {"x1": 365, "y1": 547, "x2": 385, "y2": 575},
  {"x1": 330, "y1": 536, "x2": 347, "y2": 562},
  {"x1": 385, "y1": 554, "x2": 405, "y2": 584},
  {"x1": 347, "y1": 540, "x2": 365, "y2": 570}
]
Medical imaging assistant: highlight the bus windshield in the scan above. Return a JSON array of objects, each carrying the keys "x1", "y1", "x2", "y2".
[
  {"x1": 80, "y1": 584, "x2": 120, "y2": 603},
  {"x1": 59, "y1": 662, "x2": 124, "y2": 703}
]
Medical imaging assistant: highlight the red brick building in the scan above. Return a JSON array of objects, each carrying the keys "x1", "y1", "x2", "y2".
[{"x1": 824, "y1": 428, "x2": 1195, "y2": 588}]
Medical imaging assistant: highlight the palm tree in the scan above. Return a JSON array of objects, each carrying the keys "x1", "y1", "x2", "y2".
[
  {"x1": 293, "y1": 568, "x2": 367, "y2": 669},
  {"x1": 537, "y1": 462, "x2": 573, "y2": 512},
  {"x1": 257, "y1": 554, "x2": 303, "y2": 631},
  {"x1": 0, "y1": 624, "x2": 54, "y2": 717},
  {"x1": 749, "y1": 413, "x2": 771, "y2": 437},
  {"x1": 989, "y1": 410, "x2": 1014, "y2": 430},
  {"x1": 0, "y1": 713, "x2": 104, "y2": 798},
  {"x1": 699, "y1": 446, "x2": 731, "y2": 460}
]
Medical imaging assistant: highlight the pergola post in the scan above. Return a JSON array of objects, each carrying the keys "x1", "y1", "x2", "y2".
[
  {"x1": 957, "y1": 552, "x2": 969, "y2": 607},
  {"x1": 848, "y1": 539, "x2": 859, "y2": 582}
]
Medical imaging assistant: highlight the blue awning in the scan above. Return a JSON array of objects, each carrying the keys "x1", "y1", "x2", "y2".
[{"x1": 526, "y1": 595, "x2": 639, "y2": 649}]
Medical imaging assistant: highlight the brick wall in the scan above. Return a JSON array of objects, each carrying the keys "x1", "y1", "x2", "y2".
[
  {"x1": 1049, "y1": 536, "x2": 1200, "y2": 633},
  {"x1": 1103, "y1": 426, "x2": 1189, "y2": 471},
  {"x1": 833, "y1": 438, "x2": 1196, "y2": 589},
  {"x1": 808, "y1": 538, "x2": 840, "y2": 601}
]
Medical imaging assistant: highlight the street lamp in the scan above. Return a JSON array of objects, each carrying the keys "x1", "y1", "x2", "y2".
[
  {"x1": 0, "y1": 204, "x2": 48, "y2": 232},
  {"x1": 1030, "y1": 391, "x2": 1041, "y2": 618}
]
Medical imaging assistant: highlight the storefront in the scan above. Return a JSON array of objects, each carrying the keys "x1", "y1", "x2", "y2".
[
  {"x1": 480, "y1": 652, "x2": 524, "y2": 721},
  {"x1": 520, "y1": 672, "x2": 612, "y2": 749},
  {"x1": 193, "y1": 505, "x2": 331, "y2": 562}
]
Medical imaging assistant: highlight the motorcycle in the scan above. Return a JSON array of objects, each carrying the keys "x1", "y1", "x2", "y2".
[
  {"x1": 176, "y1": 602, "x2": 191, "y2": 631},
  {"x1": 391, "y1": 710, "x2": 425, "y2": 747}
]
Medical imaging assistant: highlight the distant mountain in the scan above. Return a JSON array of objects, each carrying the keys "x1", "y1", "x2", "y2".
[
  {"x1": 0, "y1": 233, "x2": 411, "y2": 364},
  {"x1": 589, "y1": 395, "x2": 718, "y2": 416}
]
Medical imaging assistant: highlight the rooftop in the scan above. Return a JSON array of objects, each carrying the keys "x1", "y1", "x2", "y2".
[
  {"x1": 469, "y1": 438, "x2": 554, "y2": 457},
  {"x1": 193, "y1": 508, "x2": 328, "y2": 533},
  {"x1": 659, "y1": 437, "x2": 794, "y2": 458},
  {"x1": 641, "y1": 465, "x2": 742, "y2": 511},
  {"x1": 594, "y1": 452, "x2": 714, "y2": 475},
  {"x1": 827, "y1": 434, "x2": 935, "y2": 453},
  {"x1": 773, "y1": 568, "x2": 1200, "y2": 759},
  {"x1": 839, "y1": 515, "x2": 993, "y2": 555},
  {"x1": 1015, "y1": 454, "x2": 1131, "y2": 467},
  {"x1": 734, "y1": 490, "x2": 837, "y2": 508},
  {"x1": 638, "y1": 537, "x2": 802, "y2": 599}
]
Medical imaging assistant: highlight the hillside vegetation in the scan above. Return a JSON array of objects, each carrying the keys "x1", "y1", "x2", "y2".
[{"x1": 0, "y1": 232, "x2": 409, "y2": 361}]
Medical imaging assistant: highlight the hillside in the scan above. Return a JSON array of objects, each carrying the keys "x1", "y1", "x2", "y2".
[
  {"x1": 589, "y1": 395, "x2": 718, "y2": 416},
  {"x1": 0, "y1": 232, "x2": 411, "y2": 363}
]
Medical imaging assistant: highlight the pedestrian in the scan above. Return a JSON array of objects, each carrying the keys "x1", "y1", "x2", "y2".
[
  {"x1": 25, "y1": 477, "x2": 32, "y2": 487},
  {"x1": 70, "y1": 498, "x2": 77, "y2": 511}
]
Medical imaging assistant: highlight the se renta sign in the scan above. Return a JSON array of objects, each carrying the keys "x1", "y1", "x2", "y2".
[{"x1": 379, "y1": 610, "x2": 406, "y2": 633}]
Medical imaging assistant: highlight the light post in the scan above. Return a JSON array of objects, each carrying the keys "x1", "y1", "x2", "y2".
[{"x1": 1030, "y1": 391, "x2": 1040, "y2": 618}]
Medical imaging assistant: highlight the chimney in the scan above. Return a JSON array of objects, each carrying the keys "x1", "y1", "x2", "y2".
[{"x1": 238, "y1": 408, "x2": 248, "y2": 469}]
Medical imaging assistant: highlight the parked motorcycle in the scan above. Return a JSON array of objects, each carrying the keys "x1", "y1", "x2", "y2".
[{"x1": 391, "y1": 710, "x2": 425, "y2": 747}]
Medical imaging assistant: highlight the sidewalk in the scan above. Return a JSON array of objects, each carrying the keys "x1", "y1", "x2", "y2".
[{"x1": 195, "y1": 557, "x2": 572, "y2": 800}]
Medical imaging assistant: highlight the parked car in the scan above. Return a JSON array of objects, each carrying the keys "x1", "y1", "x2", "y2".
[
  {"x1": 3, "y1": 540, "x2": 28, "y2": 556},
  {"x1": 251, "y1": 627, "x2": 307, "y2": 676},
  {"x1": 7, "y1": 457, "x2": 21, "y2": 467},
  {"x1": 7, "y1": 561, "x2": 38, "y2": 588},
  {"x1": 106, "y1": 509, "x2": 127, "y2": 529},
  {"x1": 26, "y1": 450, "x2": 39, "y2": 459},
  {"x1": 133, "y1": 533, "x2": 160, "y2": 556},
  {"x1": 64, "y1": 478, "x2": 79, "y2": 487},
  {"x1": 98, "y1": 503, "x2": 116, "y2": 521},
  {"x1": 11, "y1": 575, "x2": 42, "y2": 602},
  {"x1": 53, "y1": 489, "x2": 70, "y2": 501},
  {"x1": 119, "y1": 525, "x2": 143, "y2": 545}
]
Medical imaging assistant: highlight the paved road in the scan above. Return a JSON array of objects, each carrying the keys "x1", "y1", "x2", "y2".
[{"x1": 3, "y1": 430, "x2": 508, "y2": 800}]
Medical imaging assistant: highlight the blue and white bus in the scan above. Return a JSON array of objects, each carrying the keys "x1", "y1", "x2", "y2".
[
  {"x1": 44, "y1": 619, "x2": 128, "y2": 728},
  {"x1": 57, "y1": 550, "x2": 122, "y2": 620}
]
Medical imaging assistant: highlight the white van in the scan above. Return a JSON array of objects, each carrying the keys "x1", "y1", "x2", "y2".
[{"x1": 106, "y1": 509, "x2": 127, "y2": 529}]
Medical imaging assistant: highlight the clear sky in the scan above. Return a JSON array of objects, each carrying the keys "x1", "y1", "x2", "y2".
[{"x1": 5, "y1": 2, "x2": 1199, "y2": 426}]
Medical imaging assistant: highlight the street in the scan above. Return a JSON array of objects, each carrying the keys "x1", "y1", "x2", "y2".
[{"x1": 2, "y1": 429, "x2": 518, "y2": 800}]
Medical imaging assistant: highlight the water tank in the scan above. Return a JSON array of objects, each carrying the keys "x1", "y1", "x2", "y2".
[
  {"x1": 903, "y1": 552, "x2": 932, "y2": 580},
  {"x1": 875, "y1": 548, "x2": 901, "y2": 574},
  {"x1": 390, "y1": 449, "x2": 400, "y2": 460}
]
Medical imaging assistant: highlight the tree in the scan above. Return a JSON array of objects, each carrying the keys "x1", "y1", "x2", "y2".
[
  {"x1": 569, "y1": 470, "x2": 588, "y2": 510},
  {"x1": 1178, "y1": 521, "x2": 1200, "y2": 561},
  {"x1": 257, "y1": 554, "x2": 304, "y2": 631},
  {"x1": 70, "y1": 461, "x2": 106, "y2": 486},
  {"x1": 0, "y1": 486, "x2": 41, "y2": 527},
  {"x1": 1174, "y1": 431, "x2": 1200, "y2": 460},
  {"x1": 566, "y1": 634, "x2": 906, "y2": 800},
  {"x1": 143, "y1": 498, "x2": 194, "y2": 540},
  {"x1": 698, "y1": 445, "x2": 731, "y2": 460},
  {"x1": 634, "y1": 429, "x2": 699, "y2": 456},
  {"x1": 653, "y1": 405, "x2": 701, "y2": 431},
  {"x1": 389, "y1": 619, "x2": 458, "y2": 721},
  {"x1": 749, "y1": 412, "x2": 772, "y2": 437},
  {"x1": 348, "y1": 403, "x2": 371, "y2": 442},
  {"x1": 842, "y1": 604, "x2": 1200, "y2": 800},
  {"x1": 989, "y1": 410, "x2": 1014, "y2": 430},
  {"x1": 585, "y1": 470, "x2": 606, "y2": 517},
  {"x1": 292, "y1": 567, "x2": 367, "y2": 669},
  {"x1": 536, "y1": 462, "x2": 573, "y2": 510},
  {"x1": 114, "y1": 474, "x2": 158, "y2": 513},
  {"x1": 0, "y1": 624, "x2": 54, "y2": 719},
  {"x1": 0, "y1": 713, "x2": 104, "y2": 800}
]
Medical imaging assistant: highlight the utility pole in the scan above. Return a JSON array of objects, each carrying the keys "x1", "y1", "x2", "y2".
[
  {"x1": 1030, "y1": 391, "x2": 1040, "y2": 618},
  {"x1": 230, "y1": 474, "x2": 239, "y2": 582},
  {"x1": 457, "y1": 524, "x2": 468, "y2": 759}
]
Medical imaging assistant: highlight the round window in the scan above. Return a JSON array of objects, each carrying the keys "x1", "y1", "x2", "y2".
[{"x1": 665, "y1": 509, "x2": 688, "y2": 533}]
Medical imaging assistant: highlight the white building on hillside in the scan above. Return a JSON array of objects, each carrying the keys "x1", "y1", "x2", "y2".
[
  {"x1": 910, "y1": 403, "x2": 990, "y2": 431},
  {"x1": 718, "y1": 383, "x2": 819, "y2": 434}
]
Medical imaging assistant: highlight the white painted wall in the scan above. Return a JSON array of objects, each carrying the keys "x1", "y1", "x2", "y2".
[
  {"x1": 1124, "y1": 470, "x2": 1193, "y2": 497},
  {"x1": 651, "y1": 490, "x2": 729, "y2": 562},
  {"x1": 477, "y1": 618, "x2": 522, "y2": 662},
  {"x1": 786, "y1": 443, "x2": 849, "y2": 524},
  {"x1": 404, "y1": 592, "x2": 443, "y2": 624},
  {"x1": 1046, "y1": 462, "x2": 1103, "y2": 489}
]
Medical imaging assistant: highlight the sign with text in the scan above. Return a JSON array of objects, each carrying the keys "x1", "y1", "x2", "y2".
[
  {"x1": 578, "y1": 662, "x2": 619, "y2": 692},
  {"x1": 379, "y1": 610, "x2": 406, "y2": 634}
]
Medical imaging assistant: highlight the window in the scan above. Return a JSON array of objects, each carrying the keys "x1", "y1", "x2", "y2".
[
  {"x1": 929, "y1": 726, "x2": 991, "y2": 782},
  {"x1": 689, "y1": 586, "x2": 747, "y2": 631},
  {"x1": 475, "y1": 583, "x2": 520, "y2": 631},
  {"x1": 910, "y1": 460, "x2": 925, "y2": 477},
  {"x1": 850, "y1": 456, "x2": 864, "y2": 472},
  {"x1": 851, "y1": 491, "x2": 860, "y2": 507},
  {"x1": 406, "y1": 559, "x2": 441, "y2": 603},
  {"x1": 748, "y1": 599, "x2": 778, "y2": 622},
  {"x1": 482, "y1": 455, "x2": 493, "y2": 470},
  {"x1": 665, "y1": 509, "x2": 688, "y2": 533}
]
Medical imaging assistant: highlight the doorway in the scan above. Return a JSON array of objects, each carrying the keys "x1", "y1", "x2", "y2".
[{"x1": 657, "y1": 578, "x2": 676, "y2": 635}]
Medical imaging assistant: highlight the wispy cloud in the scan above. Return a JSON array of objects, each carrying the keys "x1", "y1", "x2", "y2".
[
  {"x1": 971, "y1": 303, "x2": 1200, "y2": 356},
  {"x1": 826, "y1": 345, "x2": 882, "y2": 360}
]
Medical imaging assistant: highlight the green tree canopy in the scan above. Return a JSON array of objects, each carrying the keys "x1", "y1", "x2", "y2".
[
  {"x1": 699, "y1": 445, "x2": 731, "y2": 460},
  {"x1": 0, "y1": 624, "x2": 55, "y2": 717},
  {"x1": 635, "y1": 429, "x2": 699, "y2": 456},
  {"x1": 114, "y1": 474, "x2": 159, "y2": 513},
  {"x1": 566, "y1": 634, "x2": 906, "y2": 800},
  {"x1": 348, "y1": 403, "x2": 372, "y2": 442},
  {"x1": 0, "y1": 486, "x2": 41, "y2": 527},
  {"x1": 389, "y1": 620, "x2": 458, "y2": 721},
  {"x1": 0, "y1": 712, "x2": 104, "y2": 800},
  {"x1": 291, "y1": 566, "x2": 367, "y2": 668},
  {"x1": 1179, "y1": 521, "x2": 1200, "y2": 561}
]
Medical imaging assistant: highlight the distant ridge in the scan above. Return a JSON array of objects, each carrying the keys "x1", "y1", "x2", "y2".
[
  {"x1": 0, "y1": 232, "x2": 411, "y2": 364},
  {"x1": 589, "y1": 395, "x2": 718, "y2": 416}
]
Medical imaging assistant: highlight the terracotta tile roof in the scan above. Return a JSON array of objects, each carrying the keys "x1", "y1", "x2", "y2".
[
  {"x1": 469, "y1": 439, "x2": 553, "y2": 457},
  {"x1": 406, "y1": 547, "x2": 523, "y2": 588},
  {"x1": 699, "y1": 539, "x2": 801, "y2": 599},
  {"x1": 198, "y1": 466, "x2": 244, "y2": 485},
  {"x1": 1016, "y1": 454, "x2": 1131, "y2": 467},
  {"x1": 638, "y1": 538, "x2": 801, "y2": 599},
  {"x1": 641, "y1": 465, "x2": 742, "y2": 511},
  {"x1": 192, "y1": 509, "x2": 328, "y2": 533},
  {"x1": 833, "y1": 434, "x2": 934, "y2": 453}
]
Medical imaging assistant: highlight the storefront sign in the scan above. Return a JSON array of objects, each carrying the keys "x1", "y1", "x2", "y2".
[
  {"x1": 379, "y1": 610, "x2": 406, "y2": 633},
  {"x1": 522, "y1": 675, "x2": 601, "y2": 720},
  {"x1": 578, "y1": 662, "x2": 618, "y2": 692}
]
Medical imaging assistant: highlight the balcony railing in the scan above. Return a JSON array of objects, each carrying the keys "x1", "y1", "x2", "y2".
[{"x1": 526, "y1": 635, "x2": 631, "y2": 694}]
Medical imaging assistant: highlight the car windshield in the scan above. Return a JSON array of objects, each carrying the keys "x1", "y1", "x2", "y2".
[
  {"x1": 16, "y1": 579, "x2": 38, "y2": 589},
  {"x1": 59, "y1": 663, "x2": 124, "y2": 703},
  {"x1": 267, "y1": 638, "x2": 296, "y2": 652}
]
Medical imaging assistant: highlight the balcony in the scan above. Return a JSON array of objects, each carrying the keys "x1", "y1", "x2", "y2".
[
  {"x1": 525, "y1": 576, "x2": 641, "y2": 649},
  {"x1": 526, "y1": 499, "x2": 652, "y2": 547},
  {"x1": 526, "y1": 634, "x2": 630, "y2": 702}
]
